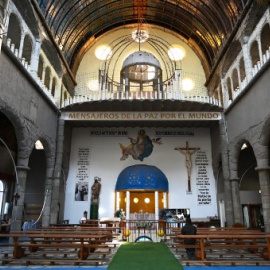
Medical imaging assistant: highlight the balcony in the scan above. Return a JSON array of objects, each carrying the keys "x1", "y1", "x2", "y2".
[{"x1": 62, "y1": 70, "x2": 221, "y2": 108}]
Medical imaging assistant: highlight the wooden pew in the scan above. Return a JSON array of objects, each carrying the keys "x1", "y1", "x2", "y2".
[
  {"x1": 0, "y1": 230, "x2": 116, "y2": 266},
  {"x1": 27, "y1": 226, "x2": 120, "y2": 244},
  {"x1": 170, "y1": 233, "x2": 270, "y2": 266},
  {"x1": 36, "y1": 225, "x2": 120, "y2": 235},
  {"x1": 169, "y1": 227, "x2": 265, "y2": 238}
]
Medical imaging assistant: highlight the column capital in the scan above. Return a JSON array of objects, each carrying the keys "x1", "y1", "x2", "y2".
[
  {"x1": 230, "y1": 178, "x2": 240, "y2": 182},
  {"x1": 255, "y1": 166, "x2": 270, "y2": 171},
  {"x1": 16, "y1": 166, "x2": 30, "y2": 171}
]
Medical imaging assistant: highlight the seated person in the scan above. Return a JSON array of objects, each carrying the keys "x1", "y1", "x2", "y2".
[{"x1": 181, "y1": 217, "x2": 197, "y2": 260}]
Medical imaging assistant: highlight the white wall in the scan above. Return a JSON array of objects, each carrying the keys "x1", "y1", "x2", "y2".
[{"x1": 64, "y1": 127, "x2": 218, "y2": 223}]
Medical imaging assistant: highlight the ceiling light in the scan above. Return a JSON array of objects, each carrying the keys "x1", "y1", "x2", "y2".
[
  {"x1": 134, "y1": 198, "x2": 139, "y2": 203},
  {"x1": 95, "y1": 45, "x2": 112, "y2": 60},
  {"x1": 182, "y1": 78, "x2": 194, "y2": 91},
  {"x1": 132, "y1": 29, "x2": 149, "y2": 43},
  {"x1": 144, "y1": 198, "x2": 150, "y2": 204},
  {"x1": 168, "y1": 47, "x2": 185, "y2": 61}
]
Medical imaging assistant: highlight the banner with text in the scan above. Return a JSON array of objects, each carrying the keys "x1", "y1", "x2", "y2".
[{"x1": 61, "y1": 111, "x2": 221, "y2": 121}]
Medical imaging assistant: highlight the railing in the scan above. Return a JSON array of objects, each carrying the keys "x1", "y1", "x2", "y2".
[
  {"x1": 228, "y1": 46, "x2": 270, "y2": 108},
  {"x1": 3, "y1": 37, "x2": 221, "y2": 109},
  {"x1": 118, "y1": 220, "x2": 185, "y2": 242},
  {"x1": 61, "y1": 91, "x2": 220, "y2": 108},
  {"x1": 4, "y1": 38, "x2": 57, "y2": 106}
]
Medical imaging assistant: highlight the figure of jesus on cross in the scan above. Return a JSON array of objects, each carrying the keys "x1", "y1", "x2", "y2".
[{"x1": 175, "y1": 141, "x2": 200, "y2": 192}]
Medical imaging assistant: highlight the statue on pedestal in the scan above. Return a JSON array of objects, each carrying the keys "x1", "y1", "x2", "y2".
[{"x1": 90, "y1": 177, "x2": 101, "y2": 219}]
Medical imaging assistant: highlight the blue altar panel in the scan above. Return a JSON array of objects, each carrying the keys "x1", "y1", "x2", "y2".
[{"x1": 115, "y1": 164, "x2": 168, "y2": 191}]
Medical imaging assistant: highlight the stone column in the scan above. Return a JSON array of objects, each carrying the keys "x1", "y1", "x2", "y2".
[
  {"x1": 30, "y1": 39, "x2": 41, "y2": 79},
  {"x1": 41, "y1": 66, "x2": 46, "y2": 83},
  {"x1": 256, "y1": 37, "x2": 263, "y2": 65},
  {"x1": 41, "y1": 159, "x2": 54, "y2": 227},
  {"x1": 218, "y1": 86, "x2": 223, "y2": 107},
  {"x1": 237, "y1": 68, "x2": 242, "y2": 91},
  {"x1": 219, "y1": 116, "x2": 234, "y2": 226},
  {"x1": 18, "y1": 33, "x2": 25, "y2": 59},
  {"x1": 255, "y1": 166, "x2": 270, "y2": 232},
  {"x1": 155, "y1": 191, "x2": 159, "y2": 221},
  {"x1": 221, "y1": 77, "x2": 229, "y2": 107},
  {"x1": 50, "y1": 119, "x2": 65, "y2": 225},
  {"x1": 230, "y1": 178, "x2": 243, "y2": 224},
  {"x1": 10, "y1": 166, "x2": 30, "y2": 231},
  {"x1": 126, "y1": 191, "x2": 130, "y2": 221},
  {"x1": 229, "y1": 142, "x2": 243, "y2": 225},
  {"x1": 54, "y1": 78, "x2": 62, "y2": 108},
  {"x1": 49, "y1": 73, "x2": 53, "y2": 93},
  {"x1": 241, "y1": 37, "x2": 253, "y2": 82}
]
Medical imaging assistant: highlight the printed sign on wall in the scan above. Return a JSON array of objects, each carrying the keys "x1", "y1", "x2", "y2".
[
  {"x1": 195, "y1": 151, "x2": 212, "y2": 205},
  {"x1": 75, "y1": 147, "x2": 90, "y2": 201}
]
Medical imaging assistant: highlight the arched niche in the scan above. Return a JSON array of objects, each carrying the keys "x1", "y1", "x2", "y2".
[{"x1": 115, "y1": 164, "x2": 168, "y2": 220}]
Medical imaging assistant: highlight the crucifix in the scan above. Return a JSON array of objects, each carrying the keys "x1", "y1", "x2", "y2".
[{"x1": 175, "y1": 141, "x2": 200, "y2": 192}]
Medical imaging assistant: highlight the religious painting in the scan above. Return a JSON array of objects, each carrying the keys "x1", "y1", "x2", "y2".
[
  {"x1": 75, "y1": 181, "x2": 88, "y2": 201},
  {"x1": 119, "y1": 129, "x2": 162, "y2": 161}
]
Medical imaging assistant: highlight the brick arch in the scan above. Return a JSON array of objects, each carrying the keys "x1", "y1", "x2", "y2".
[
  {"x1": 35, "y1": 137, "x2": 55, "y2": 176},
  {"x1": 259, "y1": 114, "x2": 270, "y2": 146},
  {"x1": 0, "y1": 100, "x2": 32, "y2": 166},
  {"x1": 6, "y1": 13, "x2": 22, "y2": 50},
  {"x1": 229, "y1": 137, "x2": 252, "y2": 179}
]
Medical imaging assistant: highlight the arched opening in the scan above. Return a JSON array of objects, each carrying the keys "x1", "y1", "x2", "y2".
[
  {"x1": 37, "y1": 55, "x2": 44, "y2": 80},
  {"x1": 226, "y1": 77, "x2": 233, "y2": 100},
  {"x1": 239, "y1": 57, "x2": 246, "y2": 83},
  {"x1": 6, "y1": 14, "x2": 21, "y2": 51},
  {"x1": 238, "y1": 142, "x2": 262, "y2": 229},
  {"x1": 115, "y1": 165, "x2": 168, "y2": 220},
  {"x1": 44, "y1": 66, "x2": 51, "y2": 89},
  {"x1": 250, "y1": 41, "x2": 260, "y2": 68},
  {"x1": 0, "y1": 112, "x2": 18, "y2": 224},
  {"x1": 222, "y1": 40, "x2": 242, "y2": 75},
  {"x1": 22, "y1": 35, "x2": 33, "y2": 64},
  {"x1": 51, "y1": 77, "x2": 57, "y2": 96},
  {"x1": 261, "y1": 23, "x2": 270, "y2": 55},
  {"x1": 232, "y1": 68, "x2": 239, "y2": 91},
  {"x1": 64, "y1": 91, "x2": 67, "y2": 101},
  {"x1": 24, "y1": 141, "x2": 46, "y2": 225}
]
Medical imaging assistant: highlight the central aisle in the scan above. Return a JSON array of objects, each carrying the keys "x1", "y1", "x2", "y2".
[{"x1": 108, "y1": 242, "x2": 183, "y2": 270}]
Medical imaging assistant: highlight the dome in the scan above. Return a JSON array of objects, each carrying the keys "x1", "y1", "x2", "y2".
[
  {"x1": 122, "y1": 51, "x2": 161, "y2": 69},
  {"x1": 115, "y1": 164, "x2": 168, "y2": 191}
]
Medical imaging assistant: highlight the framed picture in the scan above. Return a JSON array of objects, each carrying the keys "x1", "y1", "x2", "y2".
[{"x1": 75, "y1": 181, "x2": 88, "y2": 201}]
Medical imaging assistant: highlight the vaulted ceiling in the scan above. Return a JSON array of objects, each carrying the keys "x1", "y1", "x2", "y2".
[{"x1": 35, "y1": 0, "x2": 250, "y2": 75}]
